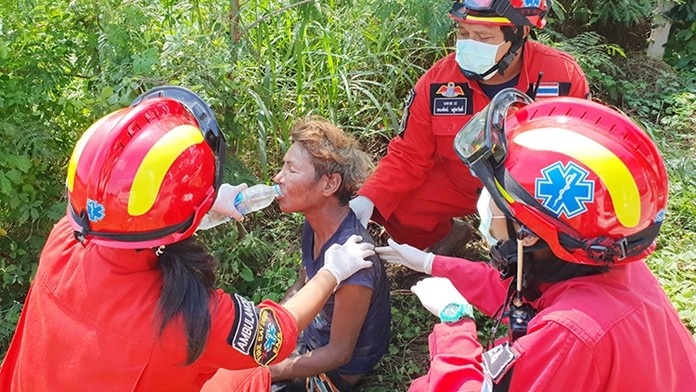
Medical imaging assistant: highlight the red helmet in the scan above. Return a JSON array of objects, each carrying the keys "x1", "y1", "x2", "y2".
[
  {"x1": 66, "y1": 86, "x2": 226, "y2": 249},
  {"x1": 498, "y1": 97, "x2": 668, "y2": 265},
  {"x1": 450, "y1": 0, "x2": 551, "y2": 29}
]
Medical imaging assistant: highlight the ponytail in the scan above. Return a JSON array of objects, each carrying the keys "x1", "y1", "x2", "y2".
[{"x1": 156, "y1": 238, "x2": 218, "y2": 364}]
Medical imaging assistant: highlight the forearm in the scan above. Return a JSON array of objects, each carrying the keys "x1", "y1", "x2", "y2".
[
  {"x1": 280, "y1": 277, "x2": 305, "y2": 305},
  {"x1": 282, "y1": 269, "x2": 336, "y2": 332},
  {"x1": 269, "y1": 344, "x2": 349, "y2": 382}
]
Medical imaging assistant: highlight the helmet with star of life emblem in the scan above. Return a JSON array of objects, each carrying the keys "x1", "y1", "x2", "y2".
[
  {"x1": 494, "y1": 97, "x2": 668, "y2": 266},
  {"x1": 66, "y1": 86, "x2": 226, "y2": 249},
  {"x1": 450, "y1": 0, "x2": 551, "y2": 29}
]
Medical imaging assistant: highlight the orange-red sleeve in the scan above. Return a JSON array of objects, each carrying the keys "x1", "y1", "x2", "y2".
[{"x1": 199, "y1": 292, "x2": 299, "y2": 371}]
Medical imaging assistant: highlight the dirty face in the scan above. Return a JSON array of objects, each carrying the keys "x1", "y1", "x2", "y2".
[{"x1": 273, "y1": 142, "x2": 327, "y2": 214}]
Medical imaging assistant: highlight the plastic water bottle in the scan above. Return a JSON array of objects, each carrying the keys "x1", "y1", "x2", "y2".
[
  {"x1": 196, "y1": 184, "x2": 281, "y2": 231},
  {"x1": 234, "y1": 184, "x2": 281, "y2": 215}
]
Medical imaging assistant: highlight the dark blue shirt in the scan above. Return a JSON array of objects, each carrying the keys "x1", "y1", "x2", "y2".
[
  {"x1": 301, "y1": 210, "x2": 391, "y2": 375},
  {"x1": 478, "y1": 73, "x2": 521, "y2": 99}
]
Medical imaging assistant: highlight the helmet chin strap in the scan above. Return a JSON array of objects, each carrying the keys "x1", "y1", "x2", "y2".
[
  {"x1": 489, "y1": 222, "x2": 539, "y2": 342},
  {"x1": 460, "y1": 39, "x2": 525, "y2": 82},
  {"x1": 507, "y1": 227, "x2": 537, "y2": 341}
]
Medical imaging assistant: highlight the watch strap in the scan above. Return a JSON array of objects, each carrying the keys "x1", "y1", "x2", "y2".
[{"x1": 439, "y1": 302, "x2": 473, "y2": 323}]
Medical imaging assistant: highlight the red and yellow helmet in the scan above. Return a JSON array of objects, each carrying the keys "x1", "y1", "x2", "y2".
[
  {"x1": 497, "y1": 97, "x2": 668, "y2": 265},
  {"x1": 66, "y1": 86, "x2": 226, "y2": 249},
  {"x1": 450, "y1": 0, "x2": 551, "y2": 29}
]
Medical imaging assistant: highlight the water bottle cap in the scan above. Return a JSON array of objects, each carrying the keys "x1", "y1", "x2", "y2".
[
  {"x1": 234, "y1": 191, "x2": 243, "y2": 205},
  {"x1": 272, "y1": 184, "x2": 281, "y2": 196}
]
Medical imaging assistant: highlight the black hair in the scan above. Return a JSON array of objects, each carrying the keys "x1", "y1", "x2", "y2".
[
  {"x1": 156, "y1": 237, "x2": 218, "y2": 364},
  {"x1": 495, "y1": 220, "x2": 609, "y2": 300},
  {"x1": 526, "y1": 243, "x2": 609, "y2": 283},
  {"x1": 503, "y1": 219, "x2": 609, "y2": 283}
]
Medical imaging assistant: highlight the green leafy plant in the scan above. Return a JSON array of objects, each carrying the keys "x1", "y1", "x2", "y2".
[{"x1": 665, "y1": 0, "x2": 696, "y2": 70}]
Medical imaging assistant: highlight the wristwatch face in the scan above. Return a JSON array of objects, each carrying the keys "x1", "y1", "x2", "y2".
[
  {"x1": 440, "y1": 302, "x2": 471, "y2": 323},
  {"x1": 443, "y1": 303, "x2": 462, "y2": 318}
]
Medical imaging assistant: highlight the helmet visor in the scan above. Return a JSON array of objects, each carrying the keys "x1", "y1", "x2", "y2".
[
  {"x1": 454, "y1": 88, "x2": 533, "y2": 219},
  {"x1": 462, "y1": 0, "x2": 497, "y2": 11},
  {"x1": 454, "y1": 88, "x2": 532, "y2": 169}
]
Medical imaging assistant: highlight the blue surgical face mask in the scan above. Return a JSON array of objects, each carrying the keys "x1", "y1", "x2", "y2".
[
  {"x1": 455, "y1": 39, "x2": 505, "y2": 81},
  {"x1": 476, "y1": 188, "x2": 502, "y2": 246}
]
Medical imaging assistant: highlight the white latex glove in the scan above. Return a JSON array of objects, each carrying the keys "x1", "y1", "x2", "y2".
[
  {"x1": 411, "y1": 277, "x2": 469, "y2": 318},
  {"x1": 320, "y1": 235, "x2": 375, "y2": 285},
  {"x1": 210, "y1": 183, "x2": 247, "y2": 222},
  {"x1": 349, "y1": 195, "x2": 374, "y2": 228},
  {"x1": 375, "y1": 238, "x2": 434, "y2": 274}
]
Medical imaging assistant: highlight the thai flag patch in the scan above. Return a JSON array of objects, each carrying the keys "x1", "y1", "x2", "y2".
[{"x1": 536, "y1": 82, "x2": 560, "y2": 97}]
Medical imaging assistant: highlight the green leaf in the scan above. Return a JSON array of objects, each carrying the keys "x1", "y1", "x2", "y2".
[
  {"x1": 100, "y1": 86, "x2": 115, "y2": 101},
  {"x1": 240, "y1": 266, "x2": 254, "y2": 282},
  {"x1": 0, "y1": 174, "x2": 11, "y2": 195},
  {"x1": 5, "y1": 170, "x2": 21, "y2": 184},
  {"x1": 12, "y1": 156, "x2": 31, "y2": 173}
]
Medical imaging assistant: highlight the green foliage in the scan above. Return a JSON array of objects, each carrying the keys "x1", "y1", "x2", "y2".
[
  {"x1": 650, "y1": 152, "x2": 696, "y2": 333},
  {"x1": 537, "y1": 31, "x2": 624, "y2": 102},
  {"x1": 0, "y1": 0, "x2": 99, "y2": 348},
  {"x1": 549, "y1": 0, "x2": 655, "y2": 51},
  {"x1": 665, "y1": 1, "x2": 696, "y2": 71},
  {"x1": 552, "y1": 0, "x2": 655, "y2": 26},
  {"x1": 225, "y1": 0, "x2": 451, "y2": 178},
  {"x1": 629, "y1": 67, "x2": 696, "y2": 334},
  {"x1": 201, "y1": 208, "x2": 305, "y2": 304},
  {"x1": 361, "y1": 294, "x2": 434, "y2": 391}
]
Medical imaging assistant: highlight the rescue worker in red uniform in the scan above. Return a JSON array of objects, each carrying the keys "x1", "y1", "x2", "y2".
[
  {"x1": 377, "y1": 89, "x2": 696, "y2": 390},
  {"x1": 350, "y1": 0, "x2": 590, "y2": 253},
  {"x1": 0, "y1": 86, "x2": 375, "y2": 391}
]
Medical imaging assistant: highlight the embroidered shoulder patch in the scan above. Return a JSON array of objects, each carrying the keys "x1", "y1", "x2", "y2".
[
  {"x1": 227, "y1": 293, "x2": 258, "y2": 355},
  {"x1": 482, "y1": 342, "x2": 519, "y2": 383},
  {"x1": 252, "y1": 307, "x2": 283, "y2": 366}
]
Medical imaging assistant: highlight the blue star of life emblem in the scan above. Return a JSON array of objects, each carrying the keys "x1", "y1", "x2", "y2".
[
  {"x1": 86, "y1": 199, "x2": 106, "y2": 222},
  {"x1": 535, "y1": 162, "x2": 595, "y2": 219},
  {"x1": 264, "y1": 323, "x2": 278, "y2": 351}
]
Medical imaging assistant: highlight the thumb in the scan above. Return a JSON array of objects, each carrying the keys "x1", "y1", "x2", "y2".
[
  {"x1": 232, "y1": 183, "x2": 249, "y2": 193},
  {"x1": 212, "y1": 183, "x2": 248, "y2": 221},
  {"x1": 387, "y1": 238, "x2": 409, "y2": 255},
  {"x1": 375, "y1": 245, "x2": 394, "y2": 256}
]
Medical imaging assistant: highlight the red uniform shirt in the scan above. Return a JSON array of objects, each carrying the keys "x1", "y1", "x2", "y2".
[
  {"x1": 359, "y1": 41, "x2": 589, "y2": 247},
  {"x1": 0, "y1": 217, "x2": 298, "y2": 391},
  {"x1": 409, "y1": 256, "x2": 696, "y2": 391}
]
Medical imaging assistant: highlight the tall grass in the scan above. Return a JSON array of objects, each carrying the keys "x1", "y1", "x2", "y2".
[{"x1": 221, "y1": 0, "x2": 452, "y2": 180}]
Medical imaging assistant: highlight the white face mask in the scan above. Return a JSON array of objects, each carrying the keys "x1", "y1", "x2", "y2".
[
  {"x1": 476, "y1": 188, "x2": 502, "y2": 246},
  {"x1": 455, "y1": 39, "x2": 505, "y2": 80}
]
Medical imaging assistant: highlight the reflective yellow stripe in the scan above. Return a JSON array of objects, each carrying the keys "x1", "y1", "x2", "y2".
[
  {"x1": 513, "y1": 128, "x2": 640, "y2": 228},
  {"x1": 66, "y1": 111, "x2": 122, "y2": 192},
  {"x1": 464, "y1": 15, "x2": 512, "y2": 24},
  {"x1": 129, "y1": 125, "x2": 204, "y2": 216}
]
